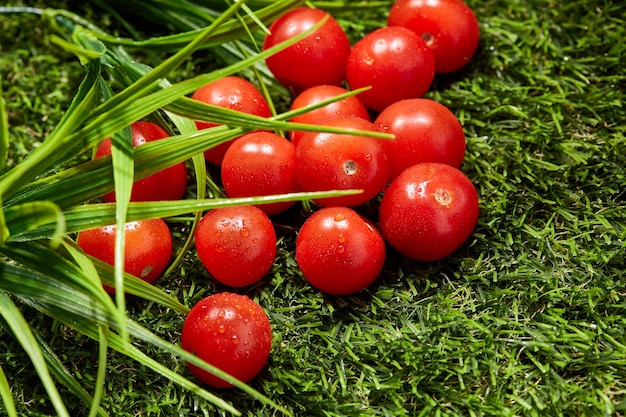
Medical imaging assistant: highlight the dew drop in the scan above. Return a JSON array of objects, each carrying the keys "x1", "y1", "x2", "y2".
[
  {"x1": 364, "y1": 153, "x2": 372, "y2": 161},
  {"x1": 337, "y1": 245, "x2": 345, "y2": 254},
  {"x1": 335, "y1": 153, "x2": 343, "y2": 162},
  {"x1": 218, "y1": 310, "x2": 226, "y2": 318},
  {"x1": 218, "y1": 325, "x2": 225, "y2": 334},
  {"x1": 232, "y1": 335, "x2": 239, "y2": 344},
  {"x1": 338, "y1": 233, "x2": 346, "y2": 243},
  {"x1": 334, "y1": 213, "x2": 345, "y2": 222},
  {"x1": 240, "y1": 228, "x2": 250, "y2": 237}
]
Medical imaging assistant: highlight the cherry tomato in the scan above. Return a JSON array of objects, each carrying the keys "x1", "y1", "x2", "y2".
[
  {"x1": 181, "y1": 292, "x2": 272, "y2": 388},
  {"x1": 346, "y1": 26, "x2": 435, "y2": 112},
  {"x1": 95, "y1": 121, "x2": 188, "y2": 202},
  {"x1": 388, "y1": 0, "x2": 480, "y2": 73},
  {"x1": 221, "y1": 131, "x2": 300, "y2": 215},
  {"x1": 76, "y1": 218, "x2": 173, "y2": 293},
  {"x1": 288, "y1": 85, "x2": 370, "y2": 147},
  {"x1": 263, "y1": 7, "x2": 351, "y2": 94},
  {"x1": 195, "y1": 206, "x2": 276, "y2": 287},
  {"x1": 191, "y1": 76, "x2": 272, "y2": 165},
  {"x1": 296, "y1": 207, "x2": 386, "y2": 294},
  {"x1": 374, "y1": 98, "x2": 466, "y2": 181},
  {"x1": 379, "y1": 163, "x2": 479, "y2": 261},
  {"x1": 295, "y1": 115, "x2": 389, "y2": 207}
]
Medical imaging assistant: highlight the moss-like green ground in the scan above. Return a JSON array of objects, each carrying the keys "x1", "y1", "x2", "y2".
[{"x1": 1, "y1": 0, "x2": 625, "y2": 416}]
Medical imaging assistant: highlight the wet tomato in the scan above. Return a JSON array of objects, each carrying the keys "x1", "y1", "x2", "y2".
[
  {"x1": 379, "y1": 163, "x2": 479, "y2": 261},
  {"x1": 181, "y1": 292, "x2": 272, "y2": 388},
  {"x1": 76, "y1": 218, "x2": 173, "y2": 293},
  {"x1": 191, "y1": 76, "x2": 271, "y2": 165},
  {"x1": 221, "y1": 132, "x2": 300, "y2": 215},
  {"x1": 195, "y1": 205, "x2": 277, "y2": 287},
  {"x1": 95, "y1": 121, "x2": 187, "y2": 202},
  {"x1": 295, "y1": 115, "x2": 389, "y2": 207},
  {"x1": 346, "y1": 26, "x2": 435, "y2": 112},
  {"x1": 288, "y1": 85, "x2": 370, "y2": 147},
  {"x1": 374, "y1": 98, "x2": 466, "y2": 181},
  {"x1": 263, "y1": 7, "x2": 351, "y2": 93},
  {"x1": 296, "y1": 207, "x2": 386, "y2": 294}
]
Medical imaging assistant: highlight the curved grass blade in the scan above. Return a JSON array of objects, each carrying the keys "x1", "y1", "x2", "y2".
[
  {"x1": 89, "y1": 325, "x2": 109, "y2": 417},
  {"x1": 0, "y1": 293, "x2": 70, "y2": 417},
  {"x1": 0, "y1": 80, "x2": 8, "y2": 174},
  {"x1": 0, "y1": 363, "x2": 17, "y2": 417}
]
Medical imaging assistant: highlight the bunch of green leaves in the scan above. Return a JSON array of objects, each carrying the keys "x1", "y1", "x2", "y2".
[{"x1": 0, "y1": 1, "x2": 391, "y2": 415}]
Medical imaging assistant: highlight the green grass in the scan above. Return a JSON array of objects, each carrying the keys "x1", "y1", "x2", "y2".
[{"x1": 1, "y1": 0, "x2": 626, "y2": 416}]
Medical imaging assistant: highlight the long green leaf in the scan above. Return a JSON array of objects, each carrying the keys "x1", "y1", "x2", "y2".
[
  {"x1": 0, "y1": 293, "x2": 70, "y2": 417},
  {"x1": 0, "y1": 80, "x2": 8, "y2": 174},
  {"x1": 0, "y1": 363, "x2": 17, "y2": 417}
]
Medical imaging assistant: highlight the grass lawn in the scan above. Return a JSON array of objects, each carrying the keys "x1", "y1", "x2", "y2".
[{"x1": 1, "y1": 0, "x2": 625, "y2": 416}]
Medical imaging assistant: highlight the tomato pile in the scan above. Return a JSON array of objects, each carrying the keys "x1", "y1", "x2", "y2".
[{"x1": 77, "y1": 0, "x2": 481, "y2": 389}]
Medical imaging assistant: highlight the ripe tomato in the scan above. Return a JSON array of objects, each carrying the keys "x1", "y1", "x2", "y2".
[
  {"x1": 195, "y1": 206, "x2": 277, "y2": 287},
  {"x1": 346, "y1": 26, "x2": 435, "y2": 112},
  {"x1": 288, "y1": 85, "x2": 370, "y2": 147},
  {"x1": 76, "y1": 218, "x2": 173, "y2": 293},
  {"x1": 181, "y1": 292, "x2": 272, "y2": 388},
  {"x1": 295, "y1": 207, "x2": 386, "y2": 294},
  {"x1": 221, "y1": 132, "x2": 300, "y2": 216},
  {"x1": 379, "y1": 163, "x2": 479, "y2": 261},
  {"x1": 191, "y1": 76, "x2": 272, "y2": 165},
  {"x1": 388, "y1": 0, "x2": 480, "y2": 73},
  {"x1": 374, "y1": 98, "x2": 466, "y2": 181},
  {"x1": 295, "y1": 115, "x2": 389, "y2": 207},
  {"x1": 263, "y1": 7, "x2": 351, "y2": 93},
  {"x1": 95, "y1": 121, "x2": 188, "y2": 203}
]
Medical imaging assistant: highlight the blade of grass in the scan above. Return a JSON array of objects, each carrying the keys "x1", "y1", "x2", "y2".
[
  {"x1": 0, "y1": 80, "x2": 8, "y2": 174},
  {"x1": 0, "y1": 293, "x2": 70, "y2": 417},
  {"x1": 0, "y1": 364, "x2": 17, "y2": 417}
]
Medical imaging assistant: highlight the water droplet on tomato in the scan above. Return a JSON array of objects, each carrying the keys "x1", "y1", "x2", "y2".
[
  {"x1": 218, "y1": 310, "x2": 226, "y2": 318},
  {"x1": 240, "y1": 228, "x2": 250, "y2": 237},
  {"x1": 232, "y1": 335, "x2": 239, "y2": 344},
  {"x1": 218, "y1": 325, "x2": 225, "y2": 334},
  {"x1": 364, "y1": 153, "x2": 372, "y2": 161},
  {"x1": 337, "y1": 245, "x2": 345, "y2": 254},
  {"x1": 334, "y1": 213, "x2": 345, "y2": 222},
  {"x1": 338, "y1": 234, "x2": 346, "y2": 243}
]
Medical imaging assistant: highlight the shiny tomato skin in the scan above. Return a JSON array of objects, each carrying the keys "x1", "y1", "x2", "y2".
[
  {"x1": 296, "y1": 207, "x2": 386, "y2": 294},
  {"x1": 191, "y1": 76, "x2": 272, "y2": 165},
  {"x1": 221, "y1": 132, "x2": 300, "y2": 215},
  {"x1": 95, "y1": 121, "x2": 188, "y2": 203},
  {"x1": 388, "y1": 0, "x2": 480, "y2": 73},
  {"x1": 379, "y1": 163, "x2": 479, "y2": 261},
  {"x1": 263, "y1": 7, "x2": 351, "y2": 93},
  {"x1": 181, "y1": 292, "x2": 272, "y2": 388},
  {"x1": 76, "y1": 219, "x2": 173, "y2": 292},
  {"x1": 374, "y1": 98, "x2": 466, "y2": 181},
  {"x1": 346, "y1": 26, "x2": 435, "y2": 112},
  {"x1": 295, "y1": 115, "x2": 389, "y2": 207},
  {"x1": 195, "y1": 206, "x2": 277, "y2": 287},
  {"x1": 288, "y1": 85, "x2": 371, "y2": 147}
]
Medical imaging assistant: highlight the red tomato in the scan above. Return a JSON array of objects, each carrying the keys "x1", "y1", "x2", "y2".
[
  {"x1": 221, "y1": 132, "x2": 300, "y2": 215},
  {"x1": 191, "y1": 76, "x2": 272, "y2": 165},
  {"x1": 76, "y1": 218, "x2": 173, "y2": 293},
  {"x1": 374, "y1": 98, "x2": 466, "y2": 181},
  {"x1": 95, "y1": 121, "x2": 188, "y2": 202},
  {"x1": 288, "y1": 85, "x2": 370, "y2": 147},
  {"x1": 263, "y1": 7, "x2": 351, "y2": 93},
  {"x1": 388, "y1": 0, "x2": 480, "y2": 73},
  {"x1": 181, "y1": 292, "x2": 272, "y2": 388},
  {"x1": 296, "y1": 207, "x2": 386, "y2": 294},
  {"x1": 195, "y1": 206, "x2": 277, "y2": 287},
  {"x1": 295, "y1": 115, "x2": 389, "y2": 207},
  {"x1": 379, "y1": 163, "x2": 479, "y2": 261},
  {"x1": 346, "y1": 26, "x2": 435, "y2": 112}
]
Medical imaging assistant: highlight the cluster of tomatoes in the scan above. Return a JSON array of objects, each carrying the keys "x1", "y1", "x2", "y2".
[{"x1": 76, "y1": 0, "x2": 481, "y2": 389}]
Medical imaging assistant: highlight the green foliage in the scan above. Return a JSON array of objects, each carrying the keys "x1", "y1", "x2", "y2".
[{"x1": 1, "y1": 0, "x2": 626, "y2": 416}]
